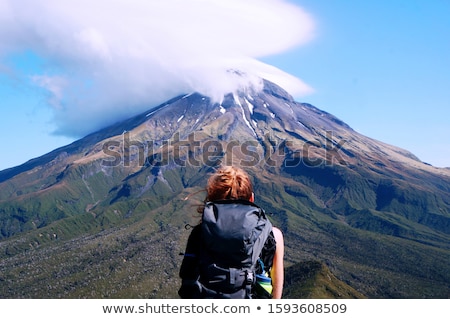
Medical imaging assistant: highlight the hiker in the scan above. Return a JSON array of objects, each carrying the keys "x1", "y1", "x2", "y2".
[{"x1": 178, "y1": 166, "x2": 284, "y2": 299}]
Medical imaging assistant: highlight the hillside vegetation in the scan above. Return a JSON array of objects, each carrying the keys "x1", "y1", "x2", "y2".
[{"x1": 1, "y1": 82, "x2": 449, "y2": 298}]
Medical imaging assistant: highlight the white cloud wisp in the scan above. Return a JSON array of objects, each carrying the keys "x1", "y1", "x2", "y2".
[{"x1": 0, "y1": 0, "x2": 315, "y2": 137}]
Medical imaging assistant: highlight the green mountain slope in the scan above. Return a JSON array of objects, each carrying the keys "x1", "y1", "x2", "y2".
[
  {"x1": 0, "y1": 81, "x2": 449, "y2": 298},
  {"x1": 283, "y1": 261, "x2": 366, "y2": 298}
]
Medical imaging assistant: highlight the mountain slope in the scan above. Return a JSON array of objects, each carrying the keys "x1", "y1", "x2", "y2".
[
  {"x1": 283, "y1": 261, "x2": 366, "y2": 298},
  {"x1": 0, "y1": 80, "x2": 449, "y2": 298}
]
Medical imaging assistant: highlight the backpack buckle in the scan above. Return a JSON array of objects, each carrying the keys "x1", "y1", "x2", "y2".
[{"x1": 245, "y1": 270, "x2": 254, "y2": 285}]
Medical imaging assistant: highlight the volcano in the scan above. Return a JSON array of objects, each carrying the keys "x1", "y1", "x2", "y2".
[{"x1": 0, "y1": 80, "x2": 449, "y2": 298}]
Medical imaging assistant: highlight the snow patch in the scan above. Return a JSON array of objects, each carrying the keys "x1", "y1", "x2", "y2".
[
  {"x1": 297, "y1": 120, "x2": 306, "y2": 128},
  {"x1": 146, "y1": 103, "x2": 171, "y2": 117},
  {"x1": 233, "y1": 93, "x2": 242, "y2": 106},
  {"x1": 235, "y1": 93, "x2": 256, "y2": 137},
  {"x1": 244, "y1": 98, "x2": 254, "y2": 114},
  {"x1": 182, "y1": 93, "x2": 194, "y2": 99},
  {"x1": 284, "y1": 102, "x2": 294, "y2": 114}
]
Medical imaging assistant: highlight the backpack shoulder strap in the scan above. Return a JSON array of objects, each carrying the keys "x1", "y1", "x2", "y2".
[{"x1": 249, "y1": 206, "x2": 273, "y2": 268}]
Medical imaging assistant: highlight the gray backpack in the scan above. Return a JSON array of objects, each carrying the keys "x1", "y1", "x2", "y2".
[{"x1": 198, "y1": 200, "x2": 273, "y2": 298}]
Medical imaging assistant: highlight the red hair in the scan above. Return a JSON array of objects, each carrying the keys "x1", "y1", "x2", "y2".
[{"x1": 205, "y1": 166, "x2": 253, "y2": 201}]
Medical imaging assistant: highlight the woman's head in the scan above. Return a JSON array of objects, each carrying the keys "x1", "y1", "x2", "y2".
[{"x1": 205, "y1": 166, "x2": 253, "y2": 202}]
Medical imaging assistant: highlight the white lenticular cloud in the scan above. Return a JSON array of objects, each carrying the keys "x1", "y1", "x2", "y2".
[{"x1": 0, "y1": 0, "x2": 315, "y2": 137}]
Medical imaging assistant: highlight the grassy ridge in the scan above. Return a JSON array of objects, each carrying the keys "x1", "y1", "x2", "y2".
[{"x1": 1, "y1": 163, "x2": 449, "y2": 298}]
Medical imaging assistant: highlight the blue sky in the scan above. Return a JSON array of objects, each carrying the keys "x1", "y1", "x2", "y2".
[
  {"x1": 0, "y1": 0, "x2": 449, "y2": 170},
  {"x1": 267, "y1": 0, "x2": 450, "y2": 168}
]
